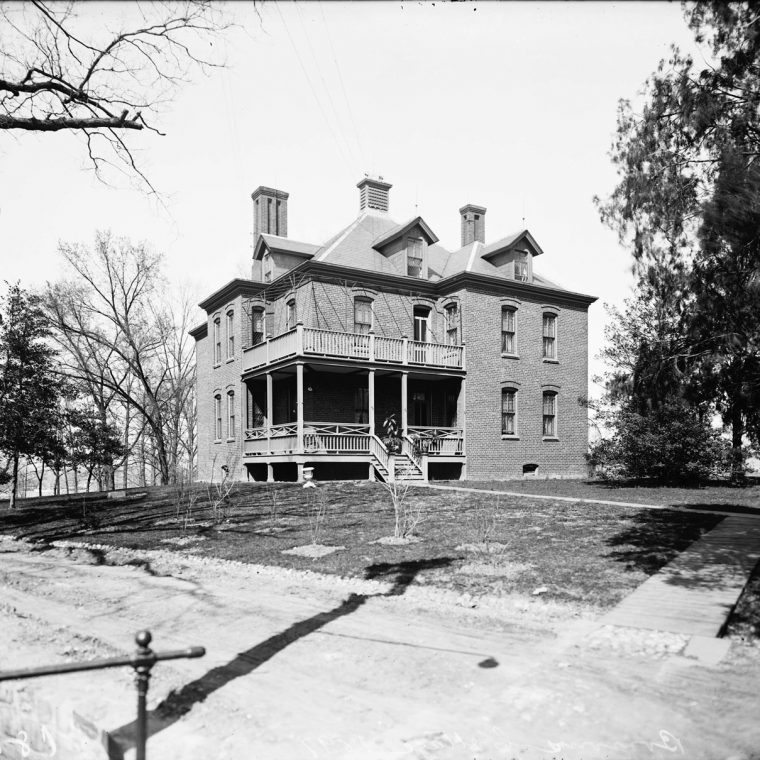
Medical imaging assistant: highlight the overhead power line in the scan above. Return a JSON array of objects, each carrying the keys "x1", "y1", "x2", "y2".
[
  {"x1": 317, "y1": 0, "x2": 365, "y2": 167},
  {"x1": 293, "y1": 0, "x2": 359, "y2": 172},
  {"x1": 274, "y1": 0, "x2": 355, "y2": 178}
]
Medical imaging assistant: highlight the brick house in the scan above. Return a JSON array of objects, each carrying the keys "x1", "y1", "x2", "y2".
[{"x1": 190, "y1": 177, "x2": 596, "y2": 483}]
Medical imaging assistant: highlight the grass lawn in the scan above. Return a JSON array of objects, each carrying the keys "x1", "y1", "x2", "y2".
[
  {"x1": 0, "y1": 482, "x2": 726, "y2": 612},
  {"x1": 443, "y1": 477, "x2": 760, "y2": 512}
]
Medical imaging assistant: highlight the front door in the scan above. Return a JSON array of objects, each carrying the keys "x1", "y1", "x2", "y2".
[
  {"x1": 413, "y1": 307, "x2": 430, "y2": 363},
  {"x1": 412, "y1": 390, "x2": 430, "y2": 427}
]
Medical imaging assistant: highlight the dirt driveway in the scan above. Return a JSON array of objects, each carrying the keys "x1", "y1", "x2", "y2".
[{"x1": 1, "y1": 537, "x2": 758, "y2": 760}]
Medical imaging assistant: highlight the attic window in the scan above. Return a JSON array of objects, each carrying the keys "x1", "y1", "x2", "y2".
[
  {"x1": 286, "y1": 299, "x2": 297, "y2": 331},
  {"x1": 263, "y1": 252, "x2": 272, "y2": 283},
  {"x1": 407, "y1": 237, "x2": 424, "y2": 278},
  {"x1": 514, "y1": 252, "x2": 529, "y2": 281}
]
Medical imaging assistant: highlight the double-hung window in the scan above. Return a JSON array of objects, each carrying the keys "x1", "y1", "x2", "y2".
[
  {"x1": 413, "y1": 306, "x2": 430, "y2": 342},
  {"x1": 543, "y1": 314, "x2": 557, "y2": 359},
  {"x1": 514, "y1": 252, "x2": 529, "y2": 281},
  {"x1": 502, "y1": 307, "x2": 516, "y2": 354},
  {"x1": 286, "y1": 299, "x2": 297, "y2": 331},
  {"x1": 226, "y1": 310, "x2": 235, "y2": 359},
  {"x1": 445, "y1": 304, "x2": 458, "y2": 345},
  {"x1": 501, "y1": 389, "x2": 516, "y2": 436},
  {"x1": 354, "y1": 298, "x2": 373, "y2": 334},
  {"x1": 354, "y1": 387, "x2": 369, "y2": 423},
  {"x1": 213, "y1": 318, "x2": 221, "y2": 364},
  {"x1": 214, "y1": 394, "x2": 222, "y2": 440},
  {"x1": 251, "y1": 308, "x2": 264, "y2": 346},
  {"x1": 543, "y1": 392, "x2": 557, "y2": 437},
  {"x1": 407, "y1": 238, "x2": 424, "y2": 277},
  {"x1": 263, "y1": 253, "x2": 272, "y2": 282},
  {"x1": 227, "y1": 391, "x2": 236, "y2": 439}
]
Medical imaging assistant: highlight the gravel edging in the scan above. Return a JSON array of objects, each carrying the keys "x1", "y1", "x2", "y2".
[{"x1": 0, "y1": 535, "x2": 592, "y2": 627}]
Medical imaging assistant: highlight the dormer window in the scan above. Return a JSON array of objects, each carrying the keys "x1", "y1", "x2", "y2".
[
  {"x1": 445, "y1": 304, "x2": 458, "y2": 345},
  {"x1": 286, "y1": 299, "x2": 297, "y2": 331},
  {"x1": 514, "y1": 252, "x2": 529, "y2": 281},
  {"x1": 407, "y1": 237, "x2": 424, "y2": 278},
  {"x1": 354, "y1": 297, "x2": 373, "y2": 334},
  {"x1": 251, "y1": 307, "x2": 264, "y2": 346},
  {"x1": 263, "y1": 252, "x2": 273, "y2": 283}
]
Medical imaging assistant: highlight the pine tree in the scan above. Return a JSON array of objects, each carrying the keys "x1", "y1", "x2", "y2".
[{"x1": 0, "y1": 284, "x2": 66, "y2": 507}]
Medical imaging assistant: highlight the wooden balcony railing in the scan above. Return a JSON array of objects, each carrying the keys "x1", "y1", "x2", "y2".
[
  {"x1": 406, "y1": 426, "x2": 464, "y2": 456},
  {"x1": 243, "y1": 422, "x2": 465, "y2": 458},
  {"x1": 244, "y1": 422, "x2": 371, "y2": 456},
  {"x1": 304, "y1": 423, "x2": 370, "y2": 453},
  {"x1": 243, "y1": 325, "x2": 465, "y2": 373}
]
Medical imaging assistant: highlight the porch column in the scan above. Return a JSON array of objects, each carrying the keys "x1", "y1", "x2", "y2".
[
  {"x1": 368, "y1": 369, "x2": 375, "y2": 437},
  {"x1": 401, "y1": 371, "x2": 408, "y2": 437},
  {"x1": 460, "y1": 377, "x2": 467, "y2": 480},
  {"x1": 296, "y1": 362, "x2": 304, "y2": 454},
  {"x1": 267, "y1": 463, "x2": 274, "y2": 482},
  {"x1": 266, "y1": 372, "x2": 273, "y2": 454}
]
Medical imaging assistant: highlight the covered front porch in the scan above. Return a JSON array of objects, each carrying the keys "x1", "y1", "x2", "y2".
[{"x1": 242, "y1": 363, "x2": 466, "y2": 482}]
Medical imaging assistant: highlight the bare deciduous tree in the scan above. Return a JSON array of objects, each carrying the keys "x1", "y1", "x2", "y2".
[
  {"x1": 0, "y1": 1, "x2": 229, "y2": 191},
  {"x1": 47, "y1": 230, "x2": 196, "y2": 486}
]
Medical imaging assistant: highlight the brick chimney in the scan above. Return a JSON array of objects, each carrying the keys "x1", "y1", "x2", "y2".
[
  {"x1": 459, "y1": 203, "x2": 487, "y2": 246},
  {"x1": 252, "y1": 186, "x2": 289, "y2": 239},
  {"x1": 357, "y1": 176, "x2": 392, "y2": 213}
]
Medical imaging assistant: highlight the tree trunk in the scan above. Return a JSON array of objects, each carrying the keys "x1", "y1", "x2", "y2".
[
  {"x1": 9, "y1": 451, "x2": 19, "y2": 509},
  {"x1": 140, "y1": 434, "x2": 146, "y2": 487},
  {"x1": 154, "y1": 427, "x2": 171, "y2": 485},
  {"x1": 99, "y1": 405, "x2": 114, "y2": 491},
  {"x1": 123, "y1": 404, "x2": 131, "y2": 489},
  {"x1": 730, "y1": 403, "x2": 746, "y2": 484},
  {"x1": 28, "y1": 458, "x2": 43, "y2": 497}
]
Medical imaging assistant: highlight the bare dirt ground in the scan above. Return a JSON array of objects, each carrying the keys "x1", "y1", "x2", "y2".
[{"x1": 1, "y1": 536, "x2": 759, "y2": 760}]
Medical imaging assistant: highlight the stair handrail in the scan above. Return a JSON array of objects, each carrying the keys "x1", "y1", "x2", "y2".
[
  {"x1": 402, "y1": 435, "x2": 423, "y2": 471},
  {"x1": 369, "y1": 434, "x2": 391, "y2": 473}
]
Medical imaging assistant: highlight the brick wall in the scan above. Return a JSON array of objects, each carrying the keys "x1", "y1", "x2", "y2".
[
  {"x1": 296, "y1": 281, "x2": 454, "y2": 342},
  {"x1": 195, "y1": 277, "x2": 591, "y2": 482},
  {"x1": 196, "y1": 294, "x2": 248, "y2": 481},
  {"x1": 461, "y1": 287, "x2": 589, "y2": 479}
]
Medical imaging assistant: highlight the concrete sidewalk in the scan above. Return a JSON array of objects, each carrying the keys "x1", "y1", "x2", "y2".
[{"x1": 600, "y1": 515, "x2": 760, "y2": 658}]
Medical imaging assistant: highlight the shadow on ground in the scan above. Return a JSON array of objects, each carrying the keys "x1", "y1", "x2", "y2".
[
  {"x1": 105, "y1": 557, "x2": 461, "y2": 759},
  {"x1": 605, "y1": 509, "x2": 723, "y2": 575}
]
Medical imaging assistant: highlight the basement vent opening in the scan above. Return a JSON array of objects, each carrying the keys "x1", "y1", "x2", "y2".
[{"x1": 523, "y1": 463, "x2": 539, "y2": 478}]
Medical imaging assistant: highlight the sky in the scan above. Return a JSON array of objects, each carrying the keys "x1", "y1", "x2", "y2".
[{"x1": 0, "y1": 1, "x2": 702, "y2": 395}]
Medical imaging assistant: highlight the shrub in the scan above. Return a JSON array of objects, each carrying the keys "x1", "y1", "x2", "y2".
[{"x1": 588, "y1": 403, "x2": 731, "y2": 484}]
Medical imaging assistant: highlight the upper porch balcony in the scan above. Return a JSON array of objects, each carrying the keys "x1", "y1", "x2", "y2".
[{"x1": 243, "y1": 323, "x2": 465, "y2": 375}]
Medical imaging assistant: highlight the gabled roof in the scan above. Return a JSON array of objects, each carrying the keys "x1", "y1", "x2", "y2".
[
  {"x1": 480, "y1": 229, "x2": 544, "y2": 259},
  {"x1": 229, "y1": 206, "x2": 591, "y2": 305},
  {"x1": 253, "y1": 233, "x2": 320, "y2": 261},
  {"x1": 440, "y1": 241, "x2": 513, "y2": 279},
  {"x1": 371, "y1": 216, "x2": 439, "y2": 250}
]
